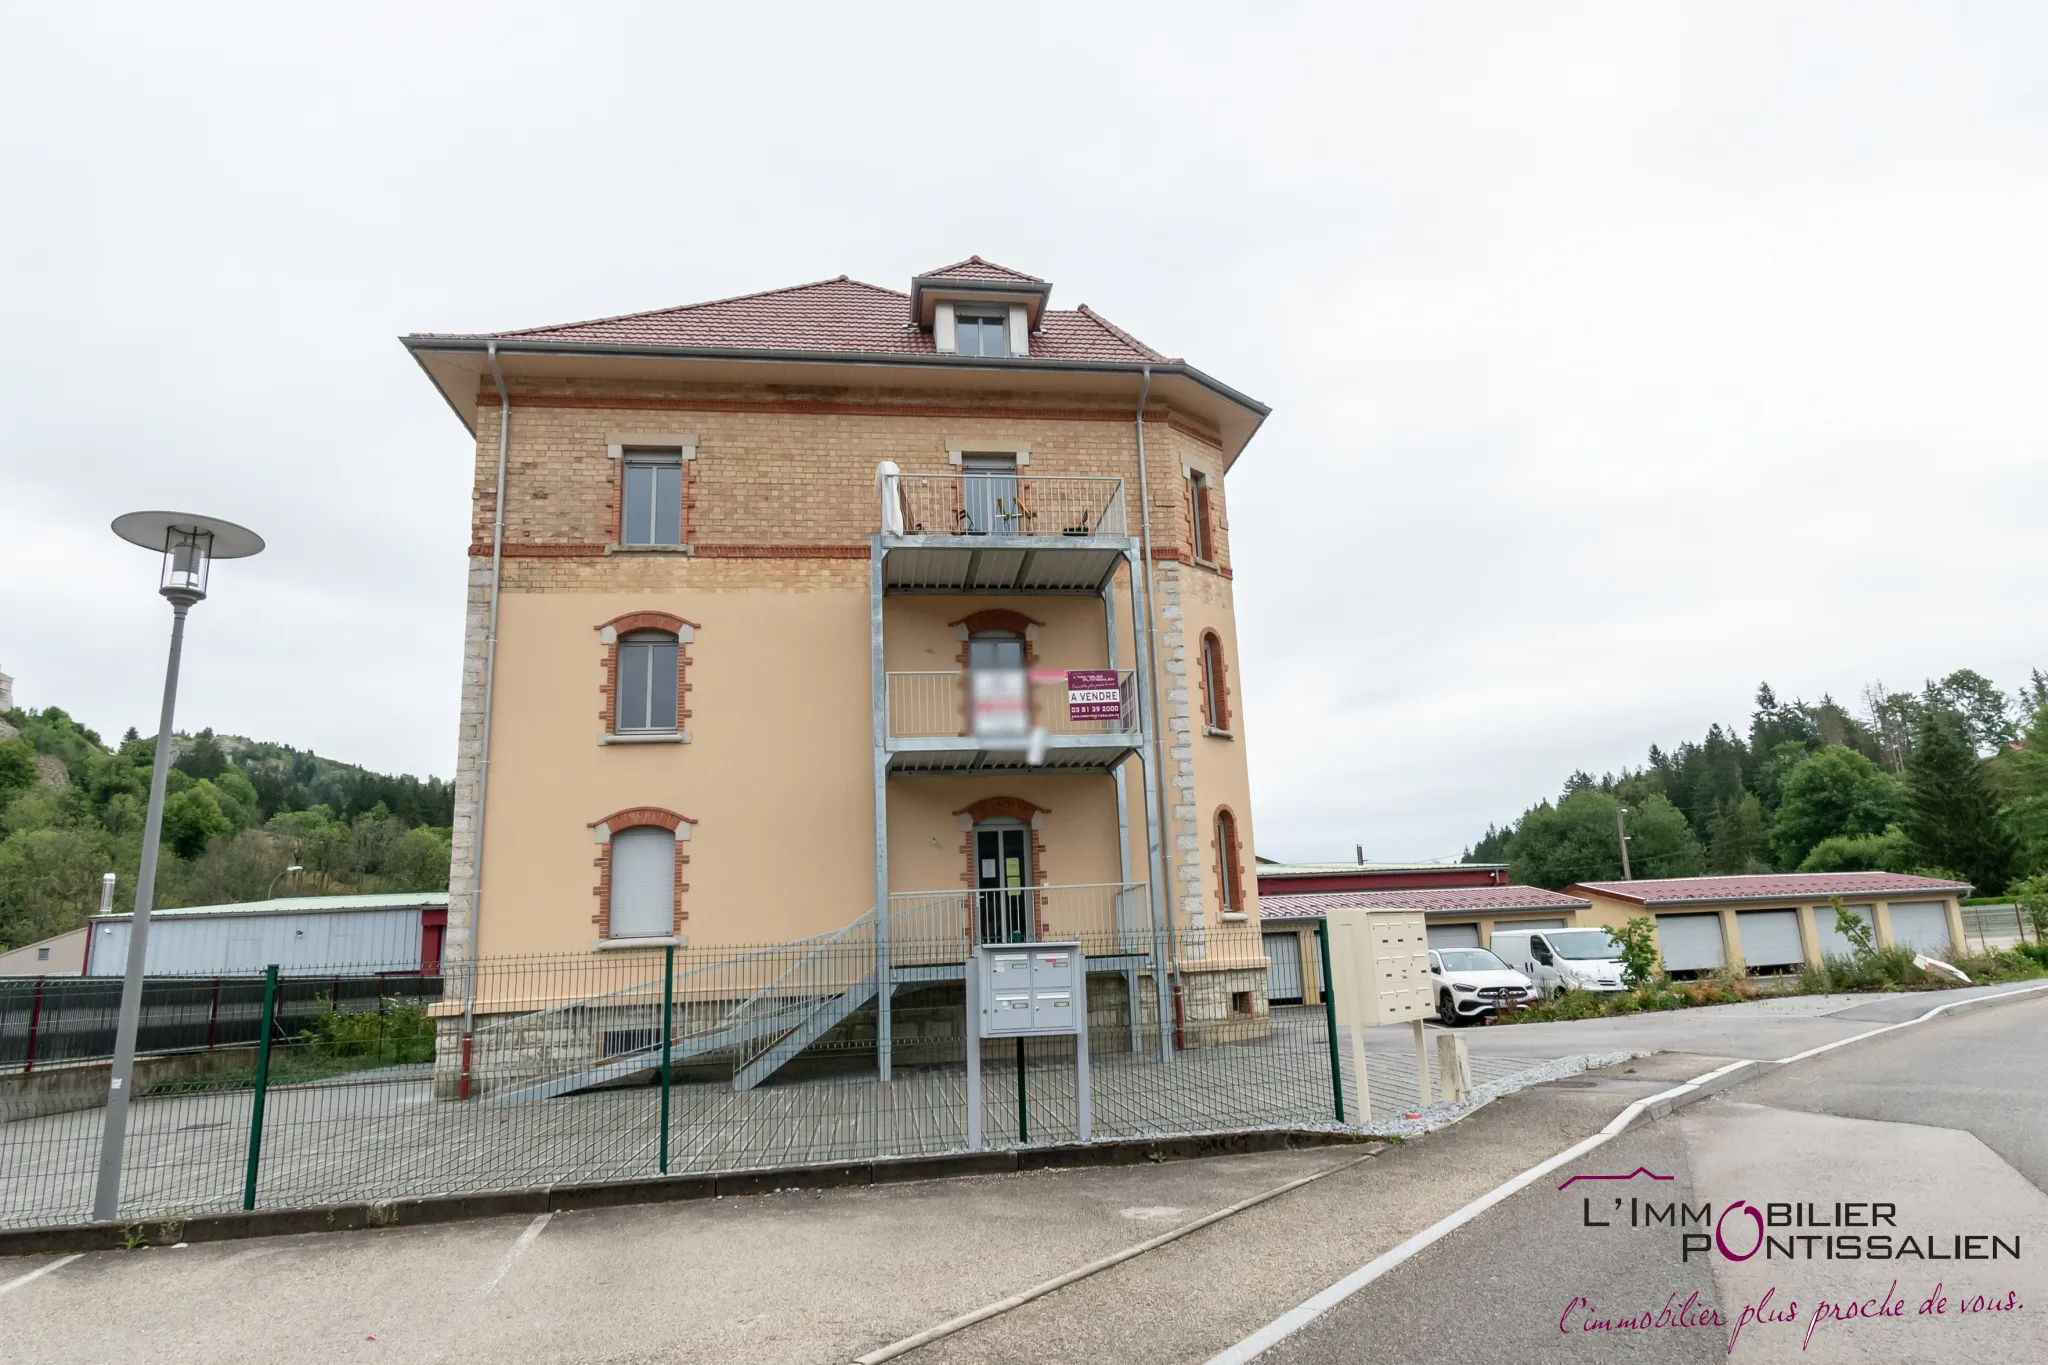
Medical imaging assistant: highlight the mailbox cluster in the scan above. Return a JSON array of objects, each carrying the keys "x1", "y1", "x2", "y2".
[
  {"x1": 965, "y1": 941, "x2": 1092, "y2": 1148},
  {"x1": 980, "y1": 945, "x2": 1082, "y2": 1036}
]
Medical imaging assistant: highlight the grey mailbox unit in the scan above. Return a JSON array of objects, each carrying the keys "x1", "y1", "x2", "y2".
[{"x1": 965, "y1": 941, "x2": 1091, "y2": 1148}]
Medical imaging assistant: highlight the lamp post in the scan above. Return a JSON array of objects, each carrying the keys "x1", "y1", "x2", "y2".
[
  {"x1": 94, "y1": 511, "x2": 263, "y2": 1224},
  {"x1": 267, "y1": 865, "x2": 304, "y2": 900}
]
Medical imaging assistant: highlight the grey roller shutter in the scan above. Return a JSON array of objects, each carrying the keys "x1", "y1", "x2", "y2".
[
  {"x1": 1263, "y1": 931, "x2": 1304, "y2": 1003},
  {"x1": 1505, "y1": 918, "x2": 1567, "y2": 933},
  {"x1": 1887, "y1": 902, "x2": 1951, "y2": 954},
  {"x1": 1814, "y1": 904, "x2": 1874, "y2": 960},
  {"x1": 1427, "y1": 923, "x2": 1481, "y2": 949},
  {"x1": 608, "y1": 827, "x2": 676, "y2": 939},
  {"x1": 1736, "y1": 909, "x2": 1803, "y2": 967},
  {"x1": 1656, "y1": 914, "x2": 1725, "y2": 972}
]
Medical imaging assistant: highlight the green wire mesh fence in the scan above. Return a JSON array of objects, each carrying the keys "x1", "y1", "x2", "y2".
[{"x1": 2, "y1": 932, "x2": 1356, "y2": 1230}]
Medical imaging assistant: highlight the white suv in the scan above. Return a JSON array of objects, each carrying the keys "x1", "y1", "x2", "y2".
[{"x1": 1428, "y1": 948, "x2": 1537, "y2": 1026}]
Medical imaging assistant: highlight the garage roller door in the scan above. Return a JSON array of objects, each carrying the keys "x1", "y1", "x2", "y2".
[
  {"x1": 1427, "y1": 923, "x2": 1481, "y2": 950},
  {"x1": 1499, "y1": 918, "x2": 1567, "y2": 933},
  {"x1": 1888, "y1": 902, "x2": 1951, "y2": 955},
  {"x1": 1263, "y1": 931, "x2": 1305, "y2": 1004},
  {"x1": 1656, "y1": 914, "x2": 1725, "y2": 972},
  {"x1": 1736, "y1": 909, "x2": 1803, "y2": 967},
  {"x1": 1814, "y1": 903, "x2": 1874, "y2": 960}
]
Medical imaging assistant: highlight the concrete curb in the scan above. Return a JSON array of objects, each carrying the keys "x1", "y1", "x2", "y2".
[{"x1": 0, "y1": 1128, "x2": 1382, "y2": 1258}]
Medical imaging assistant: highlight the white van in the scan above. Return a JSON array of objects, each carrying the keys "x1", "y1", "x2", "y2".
[{"x1": 1489, "y1": 927, "x2": 1628, "y2": 997}]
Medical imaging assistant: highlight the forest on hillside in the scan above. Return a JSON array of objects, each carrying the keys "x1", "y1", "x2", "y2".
[
  {"x1": 1465, "y1": 668, "x2": 2048, "y2": 899},
  {"x1": 0, "y1": 706, "x2": 453, "y2": 953}
]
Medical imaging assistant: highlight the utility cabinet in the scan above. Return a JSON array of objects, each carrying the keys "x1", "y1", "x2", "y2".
[{"x1": 1324, "y1": 909, "x2": 1431, "y2": 1025}]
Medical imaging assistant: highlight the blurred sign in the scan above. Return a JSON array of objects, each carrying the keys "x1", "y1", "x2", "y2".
[
  {"x1": 1067, "y1": 670, "x2": 1121, "y2": 722},
  {"x1": 971, "y1": 667, "x2": 1029, "y2": 738}
]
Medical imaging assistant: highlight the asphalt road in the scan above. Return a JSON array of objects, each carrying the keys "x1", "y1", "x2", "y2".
[
  {"x1": 1257, "y1": 991, "x2": 2048, "y2": 1365},
  {"x1": 3, "y1": 985, "x2": 2041, "y2": 1365}
]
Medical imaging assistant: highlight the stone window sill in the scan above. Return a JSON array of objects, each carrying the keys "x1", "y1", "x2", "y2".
[
  {"x1": 1220, "y1": 911, "x2": 1250, "y2": 923},
  {"x1": 600, "y1": 731, "x2": 692, "y2": 746},
  {"x1": 1204, "y1": 726, "x2": 1235, "y2": 740},
  {"x1": 605, "y1": 543, "x2": 694, "y2": 555},
  {"x1": 1192, "y1": 556, "x2": 1222, "y2": 574},
  {"x1": 592, "y1": 935, "x2": 686, "y2": 952}
]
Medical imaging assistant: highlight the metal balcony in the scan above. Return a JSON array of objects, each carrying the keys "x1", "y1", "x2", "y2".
[
  {"x1": 879, "y1": 472, "x2": 1132, "y2": 593},
  {"x1": 883, "y1": 670, "x2": 1140, "y2": 774}
]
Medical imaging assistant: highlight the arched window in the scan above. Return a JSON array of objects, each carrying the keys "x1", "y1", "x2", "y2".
[
  {"x1": 598, "y1": 612, "x2": 695, "y2": 738},
  {"x1": 1199, "y1": 630, "x2": 1231, "y2": 732},
  {"x1": 1214, "y1": 808, "x2": 1244, "y2": 913},
  {"x1": 608, "y1": 825, "x2": 676, "y2": 938},
  {"x1": 616, "y1": 630, "x2": 679, "y2": 732}
]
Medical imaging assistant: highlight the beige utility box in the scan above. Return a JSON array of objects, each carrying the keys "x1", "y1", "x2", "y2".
[{"x1": 1325, "y1": 908, "x2": 1431, "y2": 1025}]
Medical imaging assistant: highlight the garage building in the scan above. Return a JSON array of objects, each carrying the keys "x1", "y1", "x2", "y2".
[
  {"x1": 1255, "y1": 884, "x2": 1593, "y2": 1004},
  {"x1": 1566, "y1": 873, "x2": 1972, "y2": 976}
]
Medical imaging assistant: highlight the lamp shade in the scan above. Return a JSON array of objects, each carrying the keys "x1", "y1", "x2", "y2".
[{"x1": 112, "y1": 512, "x2": 264, "y2": 604}]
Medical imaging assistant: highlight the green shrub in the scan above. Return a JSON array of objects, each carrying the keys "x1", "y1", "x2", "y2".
[
  {"x1": 297, "y1": 1002, "x2": 435, "y2": 1066},
  {"x1": 2017, "y1": 942, "x2": 2048, "y2": 970},
  {"x1": 1609, "y1": 917, "x2": 1662, "y2": 991}
]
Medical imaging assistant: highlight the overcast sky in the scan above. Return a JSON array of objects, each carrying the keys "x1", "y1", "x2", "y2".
[{"x1": 3, "y1": 2, "x2": 2042, "y2": 863}]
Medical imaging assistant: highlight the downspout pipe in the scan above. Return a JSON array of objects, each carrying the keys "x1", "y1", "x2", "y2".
[
  {"x1": 464, "y1": 342, "x2": 511, "y2": 1038},
  {"x1": 1130, "y1": 367, "x2": 1182, "y2": 1040}
]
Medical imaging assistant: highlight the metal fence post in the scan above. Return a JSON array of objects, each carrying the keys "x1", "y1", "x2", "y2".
[
  {"x1": 659, "y1": 943, "x2": 674, "y2": 1175},
  {"x1": 1317, "y1": 922, "x2": 1343, "y2": 1123},
  {"x1": 242, "y1": 964, "x2": 279, "y2": 1211},
  {"x1": 1015, "y1": 1036, "x2": 1028, "y2": 1143}
]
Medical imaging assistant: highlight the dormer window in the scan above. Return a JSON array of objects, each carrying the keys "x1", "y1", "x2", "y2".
[{"x1": 954, "y1": 311, "x2": 1011, "y2": 358}]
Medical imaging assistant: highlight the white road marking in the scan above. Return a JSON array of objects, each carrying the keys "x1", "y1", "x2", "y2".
[
  {"x1": 1119, "y1": 1206, "x2": 1185, "y2": 1221},
  {"x1": 1205, "y1": 981, "x2": 2048, "y2": 1364},
  {"x1": 0, "y1": 1254, "x2": 82, "y2": 1298},
  {"x1": 850, "y1": 1150, "x2": 1381, "y2": 1365},
  {"x1": 478, "y1": 1213, "x2": 551, "y2": 1296}
]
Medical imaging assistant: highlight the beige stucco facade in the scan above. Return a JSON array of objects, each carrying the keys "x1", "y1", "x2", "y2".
[{"x1": 417, "y1": 340, "x2": 1268, "y2": 1024}]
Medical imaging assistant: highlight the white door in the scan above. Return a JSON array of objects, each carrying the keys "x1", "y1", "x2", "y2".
[
  {"x1": 1814, "y1": 903, "x2": 1875, "y2": 960},
  {"x1": 1263, "y1": 932, "x2": 1304, "y2": 1004},
  {"x1": 1656, "y1": 914, "x2": 1726, "y2": 972},
  {"x1": 1888, "y1": 902, "x2": 1951, "y2": 955},
  {"x1": 1427, "y1": 923, "x2": 1481, "y2": 950},
  {"x1": 1736, "y1": 910, "x2": 1803, "y2": 967},
  {"x1": 608, "y1": 827, "x2": 676, "y2": 939}
]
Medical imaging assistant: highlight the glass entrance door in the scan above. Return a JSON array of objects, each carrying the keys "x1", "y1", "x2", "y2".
[
  {"x1": 960, "y1": 454, "x2": 1020, "y2": 535},
  {"x1": 975, "y1": 825, "x2": 1033, "y2": 944}
]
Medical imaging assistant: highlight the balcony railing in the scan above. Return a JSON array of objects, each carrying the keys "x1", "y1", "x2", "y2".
[
  {"x1": 886, "y1": 883, "x2": 1153, "y2": 965},
  {"x1": 882, "y1": 473, "x2": 1127, "y2": 539},
  {"x1": 886, "y1": 670, "x2": 1137, "y2": 740}
]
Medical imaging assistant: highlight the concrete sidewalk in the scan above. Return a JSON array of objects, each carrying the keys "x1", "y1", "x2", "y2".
[{"x1": 0, "y1": 1053, "x2": 1718, "y2": 1365}]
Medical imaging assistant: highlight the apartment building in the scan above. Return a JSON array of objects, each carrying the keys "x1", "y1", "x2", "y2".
[{"x1": 402, "y1": 258, "x2": 1270, "y2": 1078}]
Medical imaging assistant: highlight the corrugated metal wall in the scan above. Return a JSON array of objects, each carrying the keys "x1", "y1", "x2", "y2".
[{"x1": 86, "y1": 908, "x2": 424, "y2": 977}]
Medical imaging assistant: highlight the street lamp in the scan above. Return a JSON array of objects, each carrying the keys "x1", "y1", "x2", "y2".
[
  {"x1": 94, "y1": 511, "x2": 263, "y2": 1223},
  {"x1": 267, "y1": 864, "x2": 304, "y2": 899}
]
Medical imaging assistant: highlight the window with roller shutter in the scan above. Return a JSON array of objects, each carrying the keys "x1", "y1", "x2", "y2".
[{"x1": 608, "y1": 826, "x2": 676, "y2": 939}]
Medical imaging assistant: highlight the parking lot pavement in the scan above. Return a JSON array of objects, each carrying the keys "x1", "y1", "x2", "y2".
[
  {"x1": 1371, "y1": 982, "x2": 2044, "y2": 1065},
  {"x1": 1251, "y1": 993, "x2": 2048, "y2": 1365},
  {"x1": 0, "y1": 1055, "x2": 1722, "y2": 1365}
]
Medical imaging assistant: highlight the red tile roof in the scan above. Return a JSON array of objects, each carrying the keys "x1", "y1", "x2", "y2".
[
  {"x1": 1259, "y1": 885, "x2": 1591, "y2": 919},
  {"x1": 917, "y1": 256, "x2": 1046, "y2": 283},
  {"x1": 1568, "y1": 873, "x2": 1971, "y2": 905},
  {"x1": 436, "y1": 274, "x2": 1172, "y2": 363}
]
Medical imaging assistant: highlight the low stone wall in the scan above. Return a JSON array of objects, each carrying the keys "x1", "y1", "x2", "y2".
[{"x1": 2, "y1": 1047, "x2": 260, "y2": 1123}]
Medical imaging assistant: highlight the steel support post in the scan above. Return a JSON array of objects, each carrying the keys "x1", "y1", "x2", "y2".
[
  {"x1": 1122, "y1": 549, "x2": 1173, "y2": 1063},
  {"x1": 94, "y1": 601, "x2": 189, "y2": 1223},
  {"x1": 241, "y1": 964, "x2": 278, "y2": 1211},
  {"x1": 964, "y1": 948, "x2": 983, "y2": 1150},
  {"x1": 1074, "y1": 965, "x2": 1093, "y2": 1143},
  {"x1": 870, "y1": 536, "x2": 893, "y2": 1082}
]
